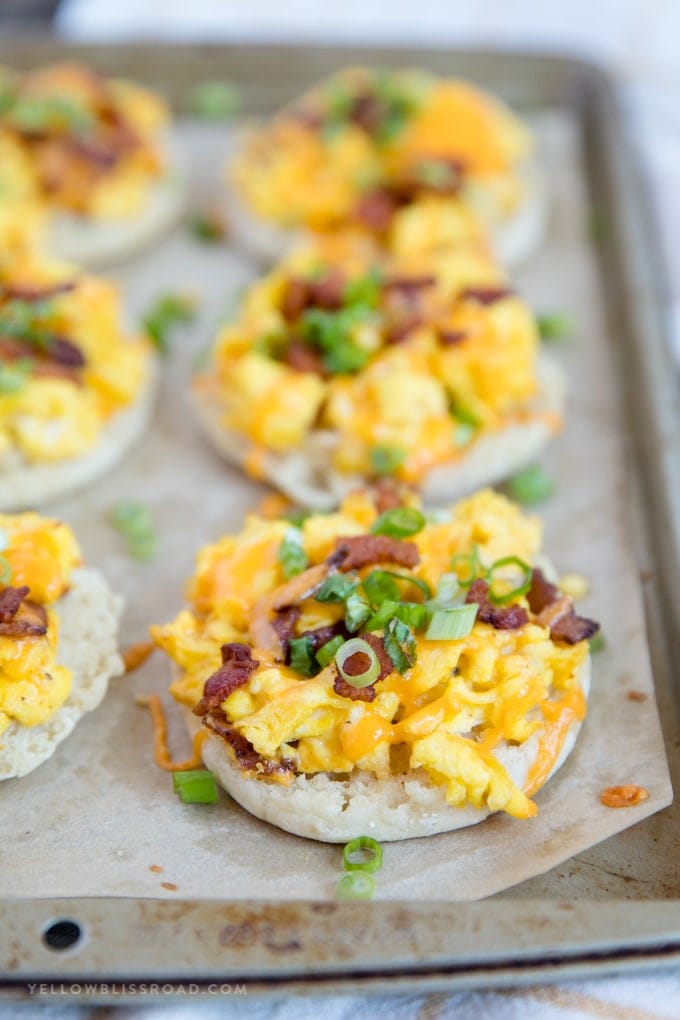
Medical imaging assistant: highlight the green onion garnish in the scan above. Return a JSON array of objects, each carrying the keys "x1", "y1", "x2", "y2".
[
  {"x1": 486, "y1": 556, "x2": 533, "y2": 605},
  {"x1": 450, "y1": 545, "x2": 483, "y2": 587},
  {"x1": 189, "y1": 214, "x2": 225, "y2": 243},
  {"x1": 284, "y1": 508, "x2": 312, "y2": 527},
  {"x1": 345, "y1": 591, "x2": 372, "y2": 632},
  {"x1": 589, "y1": 632, "x2": 606, "y2": 653},
  {"x1": 393, "y1": 601, "x2": 430, "y2": 629},
  {"x1": 189, "y1": 80, "x2": 240, "y2": 119},
  {"x1": 278, "y1": 530, "x2": 308, "y2": 580},
  {"x1": 142, "y1": 293, "x2": 196, "y2": 355},
  {"x1": 537, "y1": 313, "x2": 574, "y2": 341},
  {"x1": 453, "y1": 422, "x2": 476, "y2": 447},
  {"x1": 343, "y1": 269, "x2": 382, "y2": 310},
  {"x1": 363, "y1": 570, "x2": 400, "y2": 608},
  {"x1": 110, "y1": 501, "x2": 157, "y2": 562},
  {"x1": 173, "y1": 770, "x2": 218, "y2": 804},
  {"x1": 364, "y1": 598, "x2": 400, "y2": 632},
  {"x1": 336, "y1": 638, "x2": 381, "y2": 687},
  {"x1": 315, "y1": 573, "x2": 358, "y2": 603},
  {"x1": 288, "y1": 636, "x2": 319, "y2": 678},
  {"x1": 425, "y1": 604, "x2": 478, "y2": 641},
  {"x1": 507, "y1": 464, "x2": 555, "y2": 506},
  {"x1": 316, "y1": 635, "x2": 346, "y2": 669},
  {"x1": 449, "y1": 400, "x2": 481, "y2": 427},
  {"x1": 0, "y1": 358, "x2": 32, "y2": 394},
  {"x1": 370, "y1": 445, "x2": 405, "y2": 477},
  {"x1": 337, "y1": 871, "x2": 375, "y2": 900},
  {"x1": 436, "y1": 572, "x2": 460, "y2": 605},
  {"x1": 383, "y1": 618, "x2": 417, "y2": 674},
  {"x1": 342, "y1": 835, "x2": 383, "y2": 874},
  {"x1": 371, "y1": 506, "x2": 425, "y2": 538}
]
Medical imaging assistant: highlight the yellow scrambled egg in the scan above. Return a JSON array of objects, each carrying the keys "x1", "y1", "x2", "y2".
[
  {"x1": 231, "y1": 68, "x2": 531, "y2": 233},
  {"x1": 0, "y1": 512, "x2": 81, "y2": 737},
  {"x1": 199, "y1": 232, "x2": 551, "y2": 483},
  {"x1": 153, "y1": 490, "x2": 590, "y2": 820},
  {"x1": 0, "y1": 254, "x2": 152, "y2": 464},
  {"x1": 0, "y1": 62, "x2": 169, "y2": 219},
  {"x1": 0, "y1": 130, "x2": 46, "y2": 254}
]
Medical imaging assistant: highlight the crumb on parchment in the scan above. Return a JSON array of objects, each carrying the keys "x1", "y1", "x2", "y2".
[
  {"x1": 123, "y1": 641, "x2": 155, "y2": 673},
  {"x1": 600, "y1": 785, "x2": 650, "y2": 808},
  {"x1": 150, "y1": 864, "x2": 163, "y2": 874},
  {"x1": 627, "y1": 690, "x2": 648, "y2": 702},
  {"x1": 161, "y1": 882, "x2": 178, "y2": 891}
]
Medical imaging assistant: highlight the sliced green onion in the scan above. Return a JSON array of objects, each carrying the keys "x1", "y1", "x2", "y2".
[
  {"x1": 487, "y1": 556, "x2": 533, "y2": 605},
  {"x1": 173, "y1": 770, "x2": 218, "y2": 804},
  {"x1": 316, "y1": 635, "x2": 346, "y2": 669},
  {"x1": 336, "y1": 638, "x2": 380, "y2": 688},
  {"x1": 142, "y1": 293, "x2": 196, "y2": 355},
  {"x1": 190, "y1": 80, "x2": 240, "y2": 119},
  {"x1": 449, "y1": 400, "x2": 481, "y2": 427},
  {"x1": 0, "y1": 556, "x2": 12, "y2": 584},
  {"x1": 111, "y1": 501, "x2": 157, "y2": 561},
  {"x1": 425, "y1": 604, "x2": 478, "y2": 641},
  {"x1": 436, "y1": 572, "x2": 460, "y2": 605},
  {"x1": 279, "y1": 530, "x2": 308, "y2": 580},
  {"x1": 337, "y1": 871, "x2": 375, "y2": 900},
  {"x1": 453, "y1": 421, "x2": 476, "y2": 447},
  {"x1": 589, "y1": 632, "x2": 606, "y2": 653},
  {"x1": 371, "y1": 506, "x2": 425, "y2": 538},
  {"x1": 283, "y1": 508, "x2": 312, "y2": 527},
  {"x1": 537, "y1": 312, "x2": 574, "y2": 341},
  {"x1": 315, "y1": 573, "x2": 358, "y2": 603},
  {"x1": 342, "y1": 835, "x2": 383, "y2": 874},
  {"x1": 364, "y1": 598, "x2": 400, "y2": 632},
  {"x1": 345, "y1": 591, "x2": 372, "y2": 632},
  {"x1": 383, "y1": 618, "x2": 417, "y2": 674},
  {"x1": 364, "y1": 569, "x2": 432, "y2": 608},
  {"x1": 189, "y1": 214, "x2": 225, "y2": 243},
  {"x1": 450, "y1": 545, "x2": 482, "y2": 588},
  {"x1": 370, "y1": 445, "x2": 405, "y2": 477},
  {"x1": 393, "y1": 601, "x2": 429, "y2": 629},
  {"x1": 288, "y1": 636, "x2": 319, "y2": 678},
  {"x1": 344, "y1": 269, "x2": 382, "y2": 310},
  {"x1": 507, "y1": 464, "x2": 555, "y2": 506}
]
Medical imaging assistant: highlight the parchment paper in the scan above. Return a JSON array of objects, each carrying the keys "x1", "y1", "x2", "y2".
[{"x1": 0, "y1": 112, "x2": 672, "y2": 901}]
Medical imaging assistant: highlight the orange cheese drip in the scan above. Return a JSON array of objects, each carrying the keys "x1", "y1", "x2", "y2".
[
  {"x1": 143, "y1": 693, "x2": 208, "y2": 771},
  {"x1": 524, "y1": 686, "x2": 586, "y2": 797}
]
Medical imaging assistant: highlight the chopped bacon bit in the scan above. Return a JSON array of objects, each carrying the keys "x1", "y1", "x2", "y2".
[
  {"x1": 386, "y1": 316, "x2": 423, "y2": 344},
  {"x1": 329, "y1": 535, "x2": 420, "y2": 571},
  {"x1": 194, "y1": 643, "x2": 260, "y2": 717},
  {"x1": 48, "y1": 337, "x2": 86, "y2": 368},
  {"x1": 384, "y1": 275, "x2": 436, "y2": 294},
  {"x1": 438, "y1": 329, "x2": 468, "y2": 346},
  {"x1": 600, "y1": 785, "x2": 649, "y2": 808},
  {"x1": 527, "y1": 568, "x2": 560, "y2": 614},
  {"x1": 0, "y1": 586, "x2": 29, "y2": 623},
  {"x1": 281, "y1": 278, "x2": 309, "y2": 322},
  {"x1": 251, "y1": 563, "x2": 330, "y2": 652},
  {"x1": 627, "y1": 690, "x2": 648, "y2": 702},
  {"x1": 1, "y1": 281, "x2": 76, "y2": 302},
  {"x1": 123, "y1": 641, "x2": 155, "y2": 674},
  {"x1": 272, "y1": 605, "x2": 302, "y2": 659},
  {"x1": 161, "y1": 882, "x2": 178, "y2": 892},
  {"x1": 204, "y1": 712, "x2": 294, "y2": 777},
  {"x1": 460, "y1": 287, "x2": 512, "y2": 305},
  {"x1": 299, "y1": 620, "x2": 349, "y2": 653},
  {"x1": 308, "y1": 269, "x2": 345, "y2": 311},
  {"x1": 349, "y1": 93, "x2": 384, "y2": 134},
  {"x1": 355, "y1": 189, "x2": 399, "y2": 231},
  {"x1": 149, "y1": 864, "x2": 163, "y2": 874},
  {"x1": 362, "y1": 633, "x2": 393, "y2": 680},
  {"x1": 536, "y1": 595, "x2": 599, "y2": 645},
  {"x1": 333, "y1": 673, "x2": 376, "y2": 702},
  {"x1": 465, "y1": 579, "x2": 529, "y2": 630},
  {"x1": 373, "y1": 477, "x2": 407, "y2": 513},
  {"x1": 284, "y1": 340, "x2": 326, "y2": 375},
  {"x1": 141, "y1": 693, "x2": 207, "y2": 772}
]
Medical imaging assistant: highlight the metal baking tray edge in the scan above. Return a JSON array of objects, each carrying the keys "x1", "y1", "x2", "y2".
[{"x1": 0, "y1": 40, "x2": 678, "y2": 998}]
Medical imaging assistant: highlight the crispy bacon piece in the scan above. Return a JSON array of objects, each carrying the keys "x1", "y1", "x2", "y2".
[
  {"x1": 0, "y1": 585, "x2": 29, "y2": 622},
  {"x1": 465, "y1": 578, "x2": 529, "y2": 630},
  {"x1": 527, "y1": 568, "x2": 560, "y2": 614},
  {"x1": 281, "y1": 278, "x2": 309, "y2": 322},
  {"x1": 332, "y1": 633, "x2": 392, "y2": 702},
  {"x1": 385, "y1": 315, "x2": 423, "y2": 345},
  {"x1": 349, "y1": 93, "x2": 384, "y2": 134},
  {"x1": 438, "y1": 329, "x2": 468, "y2": 346},
  {"x1": 0, "y1": 599, "x2": 48, "y2": 637},
  {"x1": 535, "y1": 594, "x2": 599, "y2": 645},
  {"x1": 329, "y1": 535, "x2": 420, "y2": 571},
  {"x1": 460, "y1": 286, "x2": 512, "y2": 306},
  {"x1": 284, "y1": 340, "x2": 326, "y2": 375},
  {"x1": 300, "y1": 620, "x2": 350, "y2": 653},
  {"x1": 48, "y1": 337, "x2": 86, "y2": 368},
  {"x1": 384, "y1": 275, "x2": 436, "y2": 295},
  {"x1": 355, "y1": 189, "x2": 399, "y2": 231},
  {"x1": 193, "y1": 643, "x2": 260, "y2": 717},
  {"x1": 1, "y1": 281, "x2": 76, "y2": 302},
  {"x1": 204, "y1": 712, "x2": 294, "y2": 777},
  {"x1": 281, "y1": 271, "x2": 346, "y2": 323},
  {"x1": 272, "y1": 605, "x2": 301, "y2": 650},
  {"x1": 373, "y1": 477, "x2": 407, "y2": 513}
]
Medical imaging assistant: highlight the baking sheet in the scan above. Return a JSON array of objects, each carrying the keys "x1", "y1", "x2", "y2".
[{"x1": 0, "y1": 110, "x2": 672, "y2": 903}]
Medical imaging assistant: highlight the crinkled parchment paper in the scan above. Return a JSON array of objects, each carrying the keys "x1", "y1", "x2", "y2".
[{"x1": 0, "y1": 112, "x2": 672, "y2": 901}]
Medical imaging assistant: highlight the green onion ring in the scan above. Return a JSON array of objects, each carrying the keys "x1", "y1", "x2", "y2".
[
  {"x1": 342, "y1": 836, "x2": 384, "y2": 874},
  {"x1": 337, "y1": 871, "x2": 375, "y2": 900},
  {"x1": 487, "y1": 556, "x2": 533, "y2": 605},
  {"x1": 370, "y1": 506, "x2": 426, "y2": 538},
  {"x1": 336, "y1": 638, "x2": 380, "y2": 687}
]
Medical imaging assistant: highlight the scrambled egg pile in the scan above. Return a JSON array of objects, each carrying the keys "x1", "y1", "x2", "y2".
[
  {"x1": 0, "y1": 512, "x2": 81, "y2": 736},
  {"x1": 0, "y1": 130, "x2": 46, "y2": 254},
  {"x1": 153, "y1": 490, "x2": 589, "y2": 820},
  {"x1": 200, "y1": 232, "x2": 549, "y2": 483},
  {"x1": 0, "y1": 62, "x2": 169, "y2": 219},
  {"x1": 231, "y1": 68, "x2": 531, "y2": 233},
  {"x1": 0, "y1": 254, "x2": 152, "y2": 465}
]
